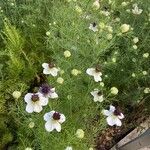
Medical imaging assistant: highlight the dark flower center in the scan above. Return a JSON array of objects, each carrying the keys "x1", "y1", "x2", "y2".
[
  {"x1": 53, "y1": 112, "x2": 61, "y2": 120},
  {"x1": 48, "y1": 63, "x2": 55, "y2": 68},
  {"x1": 113, "y1": 109, "x2": 121, "y2": 116},
  {"x1": 40, "y1": 84, "x2": 51, "y2": 95},
  {"x1": 95, "y1": 65, "x2": 101, "y2": 72},
  {"x1": 97, "y1": 91, "x2": 102, "y2": 96},
  {"x1": 93, "y1": 22, "x2": 96, "y2": 27},
  {"x1": 31, "y1": 94, "x2": 39, "y2": 102}
]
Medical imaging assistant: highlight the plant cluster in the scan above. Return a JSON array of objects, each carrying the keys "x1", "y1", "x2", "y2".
[{"x1": 0, "y1": 0, "x2": 149, "y2": 150}]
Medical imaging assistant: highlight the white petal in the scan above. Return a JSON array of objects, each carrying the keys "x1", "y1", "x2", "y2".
[
  {"x1": 106, "y1": 116, "x2": 116, "y2": 126},
  {"x1": 102, "y1": 110, "x2": 112, "y2": 116},
  {"x1": 115, "y1": 118, "x2": 122, "y2": 126},
  {"x1": 33, "y1": 103, "x2": 42, "y2": 113},
  {"x1": 42, "y1": 63, "x2": 49, "y2": 69},
  {"x1": 118, "y1": 113, "x2": 124, "y2": 119},
  {"x1": 94, "y1": 95, "x2": 103, "y2": 102},
  {"x1": 94, "y1": 74, "x2": 102, "y2": 82},
  {"x1": 26, "y1": 103, "x2": 34, "y2": 113},
  {"x1": 109, "y1": 105, "x2": 115, "y2": 113},
  {"x1": 45, "y1": 120, "x2": 54, "y2": 132},
  {"x1": 24, "y1": 93, "x2": 32, "y2": 103},
  {"x1": 53, "y1": 122, "x2": 61, "y2": 132},
  {"x1": 49, "y1": 67, "x2": 59, "y2": 76},
  {"x1": 59, "y1": 114, "x2": 66, "y2": 123},
  {"x1": 86, "y1": 68, "x2": 95, "y2": 76},
  {"x1": 90, "y1": 90, "x2": 98, "y2": 97},
  {"x1": 49, "y1": 92, "x2": 58, "y2": 99},
  {"x1": 39, "y1": 95, "x2": 48, "y2": 106},
  {"x1": 44, "y1": 111, "x2": 55, "y2": 121},
  {"x1": 43, "y1": 68, "x2": 51, "y2": 75}
]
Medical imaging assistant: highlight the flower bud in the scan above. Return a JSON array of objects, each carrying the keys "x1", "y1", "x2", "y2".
[{"x1": 12, "y1": 91, "x2": 21, "y2": 99}]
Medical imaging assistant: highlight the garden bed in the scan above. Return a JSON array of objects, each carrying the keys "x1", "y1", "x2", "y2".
[{"x1": 0, "y1": 0, "x2": 150, "y2": 150}]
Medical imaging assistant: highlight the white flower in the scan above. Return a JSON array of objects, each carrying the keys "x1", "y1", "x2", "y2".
[
  {"x1": 89, "y1": 23, "x2": 98, "y2": 32},
  {"x1": 12, "y1": 91, "x2": 21, "y2": 99},
  {"x1": 120, "y1": 24, "x2": 130, "y2": 33},
  {"x1": 102, "y1": 105, "x2": 124, "y2": 126},
  {"x1": 133, "y1": 37, "x2": 139, "y2": 43},
  {"x1": 110, "y1": 87, "x2": 118, "y2": 95},
  {"x1": 132, "y1": 4, "x2": 143, "y2": 15},
  {"x1": 90, "y1": 89, "x2": 104, "y2": 102},
  {"x1": 24, "y1": 93, "x2": 48, "y2": 113},
  {"x1": 64, "y1": 50, "x2": 71, "y2": 58},
  {"x1": 86, "y1": 67, "x2": 102, "y2": 82},
  {"x1": 39, "y1": 84, "x2": 58, "y2": 99},
  {"x1": 93, "y1": 0, "x2": 100, "y2": 10},
  {"x1": 44, "y1": 111, "x2": 66, "y2": 132},
  {"x1": 76, "y1": 129, "x2": 85, "y2": 139},
  {"x1": 65, "y1": 146, "x2": 73, "y2": 150},
  {"x1": 42, "y1": 63, "x2": 59, "y2": 76}
]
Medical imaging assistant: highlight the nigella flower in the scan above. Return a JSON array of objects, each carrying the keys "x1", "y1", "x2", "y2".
[
  {"x1": 89, "y1": 22, "x2": 98, "y2": 32},
  {"x1": 24, "y1": 93, "x2": 48, "y2": 113},
  {"x1": 90, "y1": 89, "x2": 104, "y2": 102},
  {"x1": 86, "y1": 65, "x2": 102, "y2": 82},
  {"x1": 102, "y1": 105, "x2": 124, "y2": 126},
  {"x1": 44, "y1": 111, "x2": 66, "y2": 132},
  {"x1": 39, "y1": 83, "x2": 58, "y2": 99},
  {"x1": 132, "y1": 4, "x2": 143, "y2": 15},
  {"x1": 42, "y1": 63, "x2": 59, "y2": 76}
]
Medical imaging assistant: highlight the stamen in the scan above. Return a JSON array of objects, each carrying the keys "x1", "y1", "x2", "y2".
[
  {"x1": 48, "y1": 63, "x2": 55, "y2": 68},
  {"x1": 40, "y1": 83, "x2": 51, "y2": 95},
  {"x1": 53, "y1": 112, "x2": 61, "y2": 120},
  {"x1": 114, "y1": 109, "x2": 121, "y2": 116},
  {"x1": 31, "y1": 94, "x2": 39, "y2": 102}
]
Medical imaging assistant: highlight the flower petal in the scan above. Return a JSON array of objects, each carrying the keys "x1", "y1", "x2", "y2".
[
  {"x1": 106, "y1": 116, "x2": 116, "y2": 126},
  {"x1": 49, "y1": 92, "x2": 58, "y2": 99},
  {"x1": 53, "y1": 122, "x2": 61, "y2": 132},
  {"x1": 94, "y1": 74, "x2": 102, "y2": 82},
  {"x1": 109, "y1": 105, "x2": 115, "y2": 113},
  {"x1": 90, "y1": 90, "x2": 98, "y2": 97},
  {"x1": 102, "y1": 110, "x2": 112, "y2": 116},
  {"x1": 49, "y1": 67, "x2": 59, "y2": 76},
  {"x1": 118, "y1": 113, "x2": 124, "y2": 119},
  {"x1": 24, "y1": 93, "x2": 32, "y2": 103},
  {"x1": 86, "y1": 68, "x2": 95, "y2": 76},
  {"x1": 33, "y1": 103, "x2": 42, "y2": 113},
  {"x1": 26, "y1": 103, "x2": 34, "y2": 113},
  {"x1": 59, "y1": 114, "x2": 66, "y2": 123},
  {"x1": 115, "y1": 118, "x2": 122, "y2": 126},
  {"x1": 42, "y1": 63, "x2": 49, "y2": 69},
  {"x1": 39, "y1": 95, "x2": 48, "y2": 106},
  {"x1": 45, "y1": 120, "x2": 54, "y2": 132},
  {"x1": 44, "y1": 111, "x2": 55, "y2": 121},
  {"x1": 43, "y1": 68, "x2": 51, "y2": 75}
]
